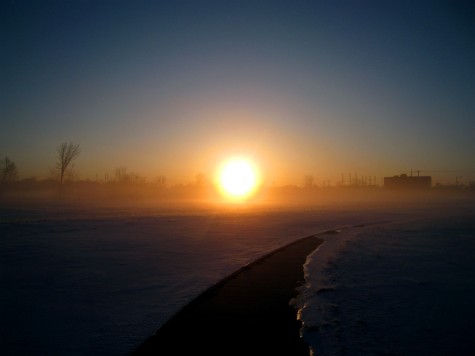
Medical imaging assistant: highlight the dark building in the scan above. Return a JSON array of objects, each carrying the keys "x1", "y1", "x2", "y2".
[{"x1": 384, "y1": 174, "x2": 432, "y2": 189}]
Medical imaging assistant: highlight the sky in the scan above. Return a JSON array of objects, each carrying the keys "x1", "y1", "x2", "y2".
[{"x1": 1, "y1": 0, "x2": 474, "y2": 186}]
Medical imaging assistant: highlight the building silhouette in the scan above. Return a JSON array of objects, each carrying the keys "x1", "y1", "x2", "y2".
[{"x1": 384, "y1": 174, "x2": 432, "y2": 189}]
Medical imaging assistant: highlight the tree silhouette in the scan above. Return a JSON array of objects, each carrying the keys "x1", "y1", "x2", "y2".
[
  {"x1": 56, "y1": 142, "x2": 80, "y2": 184},
  {"x1": 303, "y1": 175, "x2": 314, "y2": 189},
  {"x1": 0, "y1": 156, "x2": 18, "y2": 183}
]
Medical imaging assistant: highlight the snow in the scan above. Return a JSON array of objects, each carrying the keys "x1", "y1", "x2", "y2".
[
  {"x1": 1, "y1": 198, "x2": 474, "y2": 355},
  {"x1": 0, "y1": 201, "x2": 381, "y2": 355},
  {"x1": 297, "y1": 208, "x2": 475, "y2": 355}
]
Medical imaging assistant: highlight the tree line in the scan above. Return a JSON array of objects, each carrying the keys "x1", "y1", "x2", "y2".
[
  {"x1": 0, "y1": 142, "x2": 81, "y2": 192},
  {"x1": 1, "y1": 141, "x2": 79, "y2": 186},
  {"x1": 1, "y1": 141, "x2": 169, "y2": 190},
  {"x1": 3, "y1": 142, "x2": 475, "y2": 193}
]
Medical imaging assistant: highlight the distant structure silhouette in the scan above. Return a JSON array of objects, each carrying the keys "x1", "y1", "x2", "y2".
[{"x1": 384, "y1": 173, "x2": 431, "y2": 189}]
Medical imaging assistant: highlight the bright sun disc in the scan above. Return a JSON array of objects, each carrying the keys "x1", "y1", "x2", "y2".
[{"x1": 219, "y1": 158, "x2": 259, "y2": 199}]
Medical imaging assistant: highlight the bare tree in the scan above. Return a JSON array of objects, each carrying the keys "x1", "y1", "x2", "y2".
[
  {"x1": 1, "y1": 156, "x2": 19, "y2": 183},
  {"x1": 56, "y1": 142, "x2": 80, "y2": 184},
  {"x1": 195, "y1": 172, "x2": 206, "y2": 187},
  {"x1": 153, "y1": 175, "x2": 166, "y2": 188},
  {"x1": 303, "y1": 175, "x2": 314, "y2": 189}
]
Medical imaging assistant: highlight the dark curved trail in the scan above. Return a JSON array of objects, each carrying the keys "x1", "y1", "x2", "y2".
[{"x1": 130, "y1": 233, "x2": 325, "y2": 356}]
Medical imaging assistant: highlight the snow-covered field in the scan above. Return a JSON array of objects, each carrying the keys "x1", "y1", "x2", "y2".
[
  {"x1": 1, "y1": 196, "x2": 474, "y2": 355},
  {"x1": 298, "y1": 207, "x2": 475, "y2": 355}
]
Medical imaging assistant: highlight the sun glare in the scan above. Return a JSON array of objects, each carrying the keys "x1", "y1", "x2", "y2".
[{"x1": 218, "y1": 158, "x2": 260, "y2": 200}]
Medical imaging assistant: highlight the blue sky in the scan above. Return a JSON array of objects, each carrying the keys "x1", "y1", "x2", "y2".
[{"x1": 1, "y1": 0, "x2": 474, "y2": 185}]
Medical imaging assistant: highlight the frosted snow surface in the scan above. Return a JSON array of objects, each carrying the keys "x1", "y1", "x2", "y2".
[
  {"x1": 298, "y1": 208, "x2": 475, "y2": 355},
  {"x1": 0, "y1": 202, "x2": 387, "y2": 355},
  {"x1": 2, "y1": 199, "x2": 474, "y2": 355}
]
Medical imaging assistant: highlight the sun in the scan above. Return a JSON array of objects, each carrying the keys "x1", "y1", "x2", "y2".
[{"x1": 218, "y1": 157, "x2": 260, "y2": 199}]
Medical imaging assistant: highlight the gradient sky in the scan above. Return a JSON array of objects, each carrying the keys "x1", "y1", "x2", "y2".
[{"x1": 2, "y1": 0, "x2": 474, "y2": 186}]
